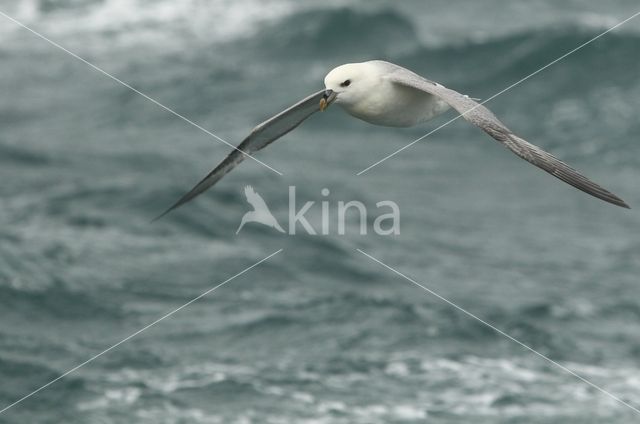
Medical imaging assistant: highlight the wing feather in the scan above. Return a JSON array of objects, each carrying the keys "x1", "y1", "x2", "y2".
[
  {"x1": 153, "y1": 89, "x2": 326, "y2": 220},
  {"x1": 385, "y1": 64, "x2": 629, "y2": 208}
]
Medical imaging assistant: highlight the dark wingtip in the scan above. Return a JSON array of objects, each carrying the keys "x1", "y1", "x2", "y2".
[
  {"x1": 601, "y1": 191, "x2": 630, "y2": 209},
  {"x1": 619, "y1": 200, "x2": 631, "y2": 209},
  {"x1": 150, "y1": 207, "x2": 173, "y2": 223},
  {"x1": 150, "y1": 198, "x2": 185, "y2": 223},
  {"x1": 594, "y1": 192, "x2": 630, "y2": 209}
]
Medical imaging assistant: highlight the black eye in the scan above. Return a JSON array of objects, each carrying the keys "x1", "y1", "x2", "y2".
[{"x1": 340, "y1": 79, "x2": 351, "y2": 87}]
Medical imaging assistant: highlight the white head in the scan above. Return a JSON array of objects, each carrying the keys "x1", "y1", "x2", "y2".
[{"x1": 321, "y1": 62, "x2": 381, "y2": 109}]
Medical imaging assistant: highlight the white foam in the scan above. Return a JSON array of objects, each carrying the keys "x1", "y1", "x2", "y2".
[{"x1": 1, "y1": 0, "x2": 300, "y2": 48}]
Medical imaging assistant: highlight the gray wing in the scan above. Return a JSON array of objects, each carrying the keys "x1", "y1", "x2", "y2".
[
  {"x1": 385, "y1": 66, "x2": 629, "y2": 209},
  {"x1": 154, "y1": 89, "x2": 326, "y2": 221}
]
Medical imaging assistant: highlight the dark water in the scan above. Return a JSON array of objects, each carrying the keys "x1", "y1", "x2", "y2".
[{"x1": 1, "y1": 1, "x2": 640, "y2": 422}]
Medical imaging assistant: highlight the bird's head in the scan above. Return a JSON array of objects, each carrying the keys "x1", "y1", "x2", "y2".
[{"x1": 320, "y1": 62, "x2": 378, "y2": 111}]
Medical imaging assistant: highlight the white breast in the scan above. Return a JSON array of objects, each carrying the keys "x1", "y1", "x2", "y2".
[{"x1": 341, "y1": 80, "x2": 450, "y2": 128}]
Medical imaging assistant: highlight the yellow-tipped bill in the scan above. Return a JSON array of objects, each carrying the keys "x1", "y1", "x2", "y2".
[{"x1": 319, "y1": 89, "x2": 337, "y2": 111}]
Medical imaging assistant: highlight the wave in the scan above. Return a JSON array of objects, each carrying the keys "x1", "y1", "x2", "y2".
[
  {"x1": 3, "y1": 287, "x2": 119, "y2": 318},
  {"x1": 0, "y1": 280, "x2": 123, "y2": 319},
  {"x1": 0, "y1": 142, "x2": 50, "y2": 166},
  {"x1": 0, "y1": 355, "x2": 88, "y2": 409},
  {"x1": 0, "y1": 0, "x2": 302, "y2": 48},
  {"x1": 245, "y1": 8, "x2": 640, "y2": 83},
  {"x1": 244, "y1": 7, "x2": 420, "y2": 62},
  {"x1": 0, "y1": 356, "x2": 58, "y2": 401},
  {"x1": 6, "y1": 1, "x2": 639, "y2": 58}
]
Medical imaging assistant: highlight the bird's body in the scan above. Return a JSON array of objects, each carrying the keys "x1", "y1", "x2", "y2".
[
  {"x1": 346, "y1": 83, "x2": 450, "y2": 127},
  {"x1": 154, "y1": 60, "x2": 628, "y2": 221},
  {"x1": 326, "y1": 63, "x2": 450, "y2": 127}
]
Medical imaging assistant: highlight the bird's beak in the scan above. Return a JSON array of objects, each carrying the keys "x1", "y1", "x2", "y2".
[{"x1": 319, "y1": 89, "x2": 337, "y2": 112}]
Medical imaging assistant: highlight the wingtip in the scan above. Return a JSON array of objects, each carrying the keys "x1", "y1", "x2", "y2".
[
  {"x1": 604, "y1": 194, "x2": 630, "y2": 209},
  {"x1": 150, "y1": 203, "x2": 180, "y2": 223},
  {"x1": 150, "y1": 209, "x2": 170, "y2": 223},
  {"x1": 603, "y1": 190, "x2": 630, "y2": 209}
]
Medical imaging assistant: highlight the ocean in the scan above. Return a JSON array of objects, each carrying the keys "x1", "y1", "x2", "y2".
[{"x1": 1, "y1": 0, "x2": 640, "y2": 422}]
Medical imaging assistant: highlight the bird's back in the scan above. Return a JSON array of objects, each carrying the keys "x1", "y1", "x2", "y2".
[{"x1": 344, "y1": 61, "x2": 450, "y2": 127}]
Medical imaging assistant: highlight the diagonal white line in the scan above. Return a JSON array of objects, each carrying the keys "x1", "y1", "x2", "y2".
[
  {"x1": 356, "y1": 248, "x2": 640, "y2": 415},
  {"x1": 0, "y1": 249, "x2": 283, "y2": 415},
  {"x1": 0, "y1": 10, "x2": 282, "y2": 176},
  {"x1": 357, "y1": 10, "x2": 640, "y2": 175}
]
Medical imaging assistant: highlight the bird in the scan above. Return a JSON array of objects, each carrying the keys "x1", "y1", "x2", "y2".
[
  {"x1": 235, "y1": 185, "x2": 285, "y2": 234},
  {"x1": 154, "y1": 59, "x2": 629, "y2": 220}
]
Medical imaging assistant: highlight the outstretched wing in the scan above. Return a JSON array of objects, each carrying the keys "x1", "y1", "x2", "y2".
[
  {"x1": 154, "y1": 89, "x2": 326, "y2": 221},
  {"x1": 384, "y1": 64, "x2": 629, "y2": 209}
]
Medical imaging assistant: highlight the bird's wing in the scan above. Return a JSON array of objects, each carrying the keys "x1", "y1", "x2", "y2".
[
  {"x1": 385, "y1": 67, "x2": 629, "y2": 209},
  {"x1": 154, "y1": 89, "x2": 326, "y2": 220}
]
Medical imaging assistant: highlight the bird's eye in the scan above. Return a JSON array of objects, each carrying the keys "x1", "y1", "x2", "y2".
[{"x1": 340, "y1": 79, "x2": 351, "y2": 87}]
